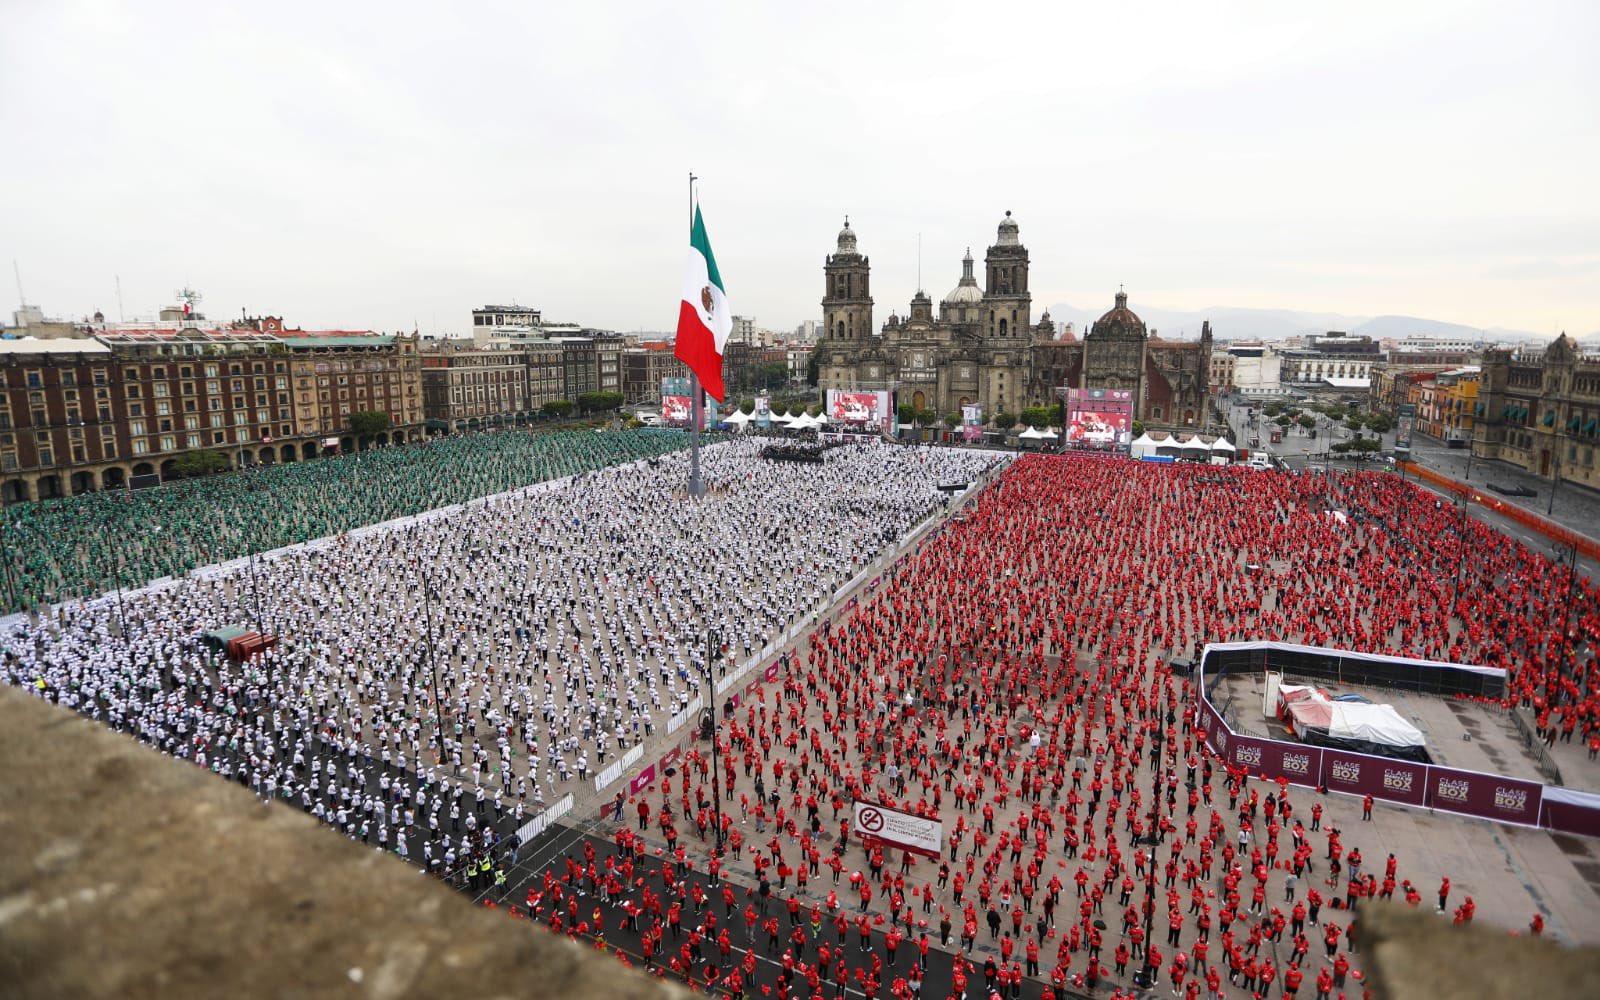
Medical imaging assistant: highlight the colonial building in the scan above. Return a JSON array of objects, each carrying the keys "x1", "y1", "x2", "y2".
[
  {"x1": 421, "y1": 344, "x2": 530, "y2": 431},
  {"x1": 1475, "y1": 334, "x2": 1600, "y2": 488},
  {"x1": 814, "y1": 213, "x2": 1209, "y2": 425}
]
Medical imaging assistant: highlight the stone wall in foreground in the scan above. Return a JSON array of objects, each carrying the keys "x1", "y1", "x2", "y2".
[{"x1": 0, "y1": 684, "x2": 690, "y2": 1000}]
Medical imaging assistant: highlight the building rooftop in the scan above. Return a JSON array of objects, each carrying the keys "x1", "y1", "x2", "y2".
[{"x1": 0, "y1": 337, "x2": 112, "y2": 355}]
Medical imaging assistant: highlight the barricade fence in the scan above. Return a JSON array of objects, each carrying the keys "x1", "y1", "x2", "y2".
[
  {"x1": 1196, "y1": 642, "x2": 1598, "y2": 838},
  {"x1": 514, "y1": 792, "x2": 575, "y2": 845}
]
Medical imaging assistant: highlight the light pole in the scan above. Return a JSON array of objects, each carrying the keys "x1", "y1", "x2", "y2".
[
  {"x1": 419, "y1": 569, "x2": 448, "y2": 761},
  {"x1": 1548, "y1": 451, "x2": 1563, "y2": 516},
  {"x1": 1552, "y1": 542, "x2": 1579, "y2": 687},
  {"x1": 700, "y1": 629, "x2": 726, "y2": 849},
  {"x1": 1451, "y1": 491, "x2": 1470, "y2": 608}
]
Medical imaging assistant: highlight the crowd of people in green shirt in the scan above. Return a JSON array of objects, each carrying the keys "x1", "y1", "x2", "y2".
[{"x1": 1, "y1": 429, "x2": 687, "y2": 613}]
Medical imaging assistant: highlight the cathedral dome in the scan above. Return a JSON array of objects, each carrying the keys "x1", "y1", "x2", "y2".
[
  {"x1": 995, "y1": 210, "x2": 1020, "y2": 247},
  {"x1": 942, "y1": 248, "x2": 983, "y2": 305},
  {"x1": 1092, "y1": 289, "x2": 1145, "y2": 337},
  {"x1": 836, "y1": 218, "x2": 858, "y2": 255}
]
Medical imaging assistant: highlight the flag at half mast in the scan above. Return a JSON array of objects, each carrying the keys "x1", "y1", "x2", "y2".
[{"x1": 674, "y1": 204, "x2": 731, "y2": 402}]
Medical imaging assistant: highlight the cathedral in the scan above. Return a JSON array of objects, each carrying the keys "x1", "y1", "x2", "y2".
[{"x1": 816, "y1": 213, "x2": 1212, "y2": 428}]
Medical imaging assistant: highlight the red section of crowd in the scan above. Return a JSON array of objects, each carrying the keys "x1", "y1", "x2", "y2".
[{"x1": 511, "y1": 456, "x2": 1594, "y2": 999}]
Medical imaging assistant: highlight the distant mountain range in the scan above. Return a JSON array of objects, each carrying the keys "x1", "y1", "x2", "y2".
[{"x1": 1044, "y1": 302, "x2": 1590, "y2": 346}]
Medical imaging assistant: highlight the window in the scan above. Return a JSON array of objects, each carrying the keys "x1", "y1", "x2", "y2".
[
  {"x1": 159, "y1": 435, "x2": 176, "y2": 452},
  {"x1": 155, "y1": 400, "x2": 171, "y2": 416},
  {"x1": 101, "y1": 440, "x2": 116, "y2": 459},
  {"x1": 62, "y1": 371, "x2": 77, "y2": 387},
  {"x1": 25, "y1": 371, "x2": 42, "y2": 388},
  {"x1": 133, "y1": 439, "x2": 149, "y2": 455},
  {"x1": 152, "y1": 367, "x2": 167, "y2": 380},
  {"x1": 212, "y1": 431, "x2": 226, "y2": 444},
  {"x1": 129, "y1": 420, "x2": 146, "y2": 437},
  {"x1": 37, "y1": 446, "x2": 53, "y2": 466},
  {"x1": 184, "y1": 416, "x2": 200, "y2": 430},
  {"x1": 126, "y1": 384, "x2": 141, "y2": 398},
  {"x1": 93, "y1": 369, "x2": 108, "y2": 385},
  {"x1": 186, "y1": 433, "x2": 200, "y2": 449},
  {"x1": 180, "y1": 366, "x2": 193, "y2": 378},
  {"x1": 210, "y1": 413, "x2": 225, "y2": 428},
  {"x1": 0, "y1": 452, "x2": 13, "y2": 472}
]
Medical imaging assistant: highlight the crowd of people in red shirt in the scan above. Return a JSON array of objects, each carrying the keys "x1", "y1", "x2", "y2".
[{"x1": 504, "y1": 456, "x2": 1588, "y2": 999}]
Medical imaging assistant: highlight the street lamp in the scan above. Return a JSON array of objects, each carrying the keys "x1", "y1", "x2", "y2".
[
  {"x1": 418, "y1": 569, "x2": 448, "y2": 761},
  {"x1": 1548, "y1": 450, "x2": 1563, "y2": 516},
  {"x1": 699, "y1": 629, "x2": 727, "y2": 849},
  {"x1": 1552, "y1": 542, "x2": 1579, "y2": 685}
]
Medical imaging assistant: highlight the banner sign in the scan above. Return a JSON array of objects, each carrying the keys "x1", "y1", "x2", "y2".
[
  {"x1": 1428, "y1": 766, "x2": 1542, "y2": 826},
  {"x1": 755, "y1": 395, "x2": 772, "y2": 429},
  {"x1": 962, "y1": 404, "x2": 983, "y2": 443},
  {"x1": 662, "y1": 395, "x2": 692, "y2": 428},
  {"x1": 628, "y1": 764, "x2": 657, "y2": 796},
  {"x1": 852, "y1": 801, "x2": 943, "y2": 858},
  {"x1": 1065, "y1": 389, "x2": 1133, "y2": 449},
  {"x1": 828, "y1": 389, "x2": 894, "y2": 435},
  {"x1": 1319, "y1": 749, "x2": 1428, "y2": 807}
]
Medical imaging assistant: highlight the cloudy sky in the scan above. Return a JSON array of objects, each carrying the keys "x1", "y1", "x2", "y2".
[{"x1": 2, "y1": 0, "x2": 1595, "y2": 337}]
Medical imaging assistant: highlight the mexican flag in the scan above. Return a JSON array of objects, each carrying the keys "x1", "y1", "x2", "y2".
[{"x1": 674, "y1": 205, "x2": 731, "y2": 401}]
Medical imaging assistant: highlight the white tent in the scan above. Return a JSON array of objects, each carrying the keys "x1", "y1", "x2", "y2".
[
  {"x1": 1038, "y1": 428, "x2": 1058, "y2": 439},
  {"x1": 1178, "y1": 435, "x2": 1210, "y2": 459},
  {"x1": 1129, "y1": 432, "x2": 1159, "y2": 459},
  {"x1": 723, "y1": 410, "x2": 754, "y2": 426},
  {"x1": 770, "y1": 411, "x2": 796, "y2": 424},
  {"x1": 788, "y1": 413, "x2": 817, "y2": 430},
  {"x1": 811, "y1": 412, "x2": 830, "y2": 426},
  {"x1": 1018, "y1": 426, "x2": 1047, "y2": 439},
  {"x1": 1210, "y1": 437, "x2": 1236, "y2": 453}
]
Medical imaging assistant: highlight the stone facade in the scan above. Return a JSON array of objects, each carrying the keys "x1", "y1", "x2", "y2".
[
  {"x1": 815, "y1": 214, "x2": 1209, "y2": 425},
  {"x1": 1475, "y1": 334, "x2": 1600, "y2": 489}
]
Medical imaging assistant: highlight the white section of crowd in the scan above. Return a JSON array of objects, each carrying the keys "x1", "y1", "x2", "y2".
[{"x1": 3, "y1": 437, "x2": 1008, "y2": 870}]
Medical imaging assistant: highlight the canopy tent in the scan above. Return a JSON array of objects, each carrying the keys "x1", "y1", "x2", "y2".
[
  {"x1": 1178, "y1": 435, "x2": 1210, "y2": 460},
  {"x1": 1210, "y1": 437, "x2": 1236, "y2": 453},
  {"x1": 1037, "y1": 427, "x2": 1059, "y2": 439},
  {"x1": 1277, "y1": 683, "x2": 1428, "y2": 762},
  {"x1": 1129, "y1": 432, "x2": 1159, "y2": 460},
  {"x1": 1153, "y1": 433, "x2": 1182, "y2": 457},
  {"x1": 1018, "y1": 426, "x2": 1048, "y2": 439},
  {"x1": 722, "y1": 410, "x2": 754, "y2": 425}
]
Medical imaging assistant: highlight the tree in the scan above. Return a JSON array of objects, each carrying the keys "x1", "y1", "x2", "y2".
[
  {"x1": 1364, "y1": 412, "x2": 1394, "y2": 434},
  {"x1": 914, "y1": 408, "x2": 939, "y2": 427},
  {"x1": 542, "y1": 400, "x2": 576, "y2": 419},
  {"x1": 739, "y1": 399, "x2": 756, "y2": 415},
  {"x1": 349, "y1": 410, "x2": 390, "y2": 446},
  {"x1": 1020, "y1": 406, "x2": 1055, "y2": 429},
  {"x1": 1297, "y1": 414, "x2": 1316, "y2": 430},
  {"x1": 806, "y1": 403, "x2": 823, "y2": 417},
  {"x1": 1331, "y1": 440, "x2": 1355, "y2": 454},
  {"x1": 1274, "y1": 415, "x2": 1293, "y2": 427},
  {"x1": 1354, "y1": 436, "x2": 1382, "y2": 454},
  {"x1": 789, "y1": 404, "x2": 807, "y2": 418},
  {"x1": 993, "y1": 412, "x2": 1018, "y2": 430},
  {"x1": 751, "y1": 362, "x2": 788, "y2": 391},
  {"x1": 806, "y1": 346, "x2": 821, "y2": 387},
  {"x1": 1132, "y1": 420, "x2": 1145, "y2": 438},
  {"x1": 1345, "y1": 414, "x2": 1365, "y2": 431},
  {"x1": 173, "y1": 449, "x2": 228, "y2": 478},
  {"x1": 897, "y1": 403, "x2": 916, "y2": 426},
  {"x1": 576, "y1": 391, "x2": 623, "y2": 415},
  {"x1": 943, "y1": 413, "x2": 961, "y2": 430}
]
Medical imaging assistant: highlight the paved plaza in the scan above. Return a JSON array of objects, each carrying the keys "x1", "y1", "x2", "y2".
[{"x1": 6, "y1": 444, "x2": 1600, "y2": 1000}]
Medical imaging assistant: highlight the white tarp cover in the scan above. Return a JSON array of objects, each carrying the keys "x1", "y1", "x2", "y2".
[
  {"x1": 723, "y1": 410, "x2": 753, "y2": 424},
  {"x1": 1211, "y1": 437, "x2": 1236, "y2": 452},
  {"x1": 1129, "y1": 432, "x2": 1159, "y2": 459},
  {"x1": 1018, "y1": 426, "x2": 1047, "y2": 439},
  {"x1": 1179, "y1": 435, "x2": 1209, "y2": 451},
  {"x1": 1329, "y1": 702, "x2": 1424, "y2": 748}
]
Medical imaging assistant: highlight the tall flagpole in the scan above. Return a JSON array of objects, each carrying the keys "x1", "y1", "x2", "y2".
[{"x1": 687, "y1": 172, "x2": 706, "y2": 498}]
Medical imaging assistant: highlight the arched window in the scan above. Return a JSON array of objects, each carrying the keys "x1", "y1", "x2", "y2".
[
  {"x1": 836, "y1": 321, "x2": 845, "y2": 339},
  {"x1": 999, "y1": 319, "x2": 1008, "y2": 337}
]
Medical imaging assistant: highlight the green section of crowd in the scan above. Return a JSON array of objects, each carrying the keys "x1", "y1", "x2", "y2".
[{"x1": 1, "y1": 429, "x2": 688, "y2": 613}]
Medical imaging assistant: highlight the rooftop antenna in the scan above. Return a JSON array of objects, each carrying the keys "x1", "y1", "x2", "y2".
[
  {"x1": 116, "y1": 275, "x2": 125, "y2": 322},
  {"x1": 917, "y1": 232, "x2": 922, "y2": 293},
  {"x1": 12, "y1": 260, "x2": 26, "y2": 307}
]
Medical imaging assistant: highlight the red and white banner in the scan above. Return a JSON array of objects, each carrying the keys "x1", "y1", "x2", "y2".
[{"x1": 852, "y1": 801, "x2": 942, "y2": 858}]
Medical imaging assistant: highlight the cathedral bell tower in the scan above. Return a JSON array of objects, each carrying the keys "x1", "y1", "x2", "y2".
[
  {"x1": 982, "y1": 211, "x2": 1031, "y2": 340},
  {"x1": 823, "y1": 218, "x2": 874, "y2": 342}
]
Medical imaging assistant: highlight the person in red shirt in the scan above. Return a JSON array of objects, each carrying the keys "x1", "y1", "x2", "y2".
[{"x1": 1284, "y1": 961, "x2": 1304, "y2": 998}]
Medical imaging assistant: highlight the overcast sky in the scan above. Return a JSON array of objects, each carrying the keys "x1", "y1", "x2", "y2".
[{"x1": 3, "y1": 0, "x2": 1595, "y2": 337}]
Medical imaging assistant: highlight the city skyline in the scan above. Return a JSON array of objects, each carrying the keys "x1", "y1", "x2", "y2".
[{"x1": 2, "y1": 1, "x2": 1595, "y2": 338}]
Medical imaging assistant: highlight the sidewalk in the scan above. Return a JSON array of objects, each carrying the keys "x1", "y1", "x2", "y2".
[{"x1": 1406, "y1": 435, "x2": 1600, "y2": 549}]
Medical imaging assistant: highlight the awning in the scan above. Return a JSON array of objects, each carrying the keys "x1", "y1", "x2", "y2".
[
  {"x1": 424, "y1": 419, "x2": 449, "y2": 430},
  {"x1": 1567, "y1": 415, "x2": 1580, "y2": 431},
  {"x1": 1585, "y1": 418, "x2": 1598, "y2": 435},
  {"x1": 1543, "y1": 410, "x2": 1556, "y2": 426}
]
